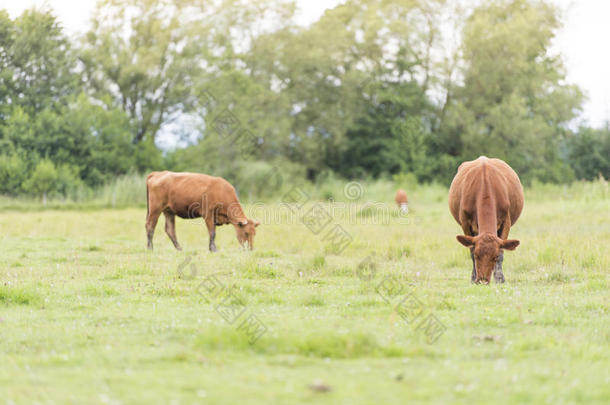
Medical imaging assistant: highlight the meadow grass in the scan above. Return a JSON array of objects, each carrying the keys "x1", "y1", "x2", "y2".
[{"x1": 0, "y1": 182, "x2": 608, "y2": 404}]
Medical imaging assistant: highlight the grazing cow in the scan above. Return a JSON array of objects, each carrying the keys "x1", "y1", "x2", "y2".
[
  {"x1": 145, "y1": 171, "x2": 260, "y2": 251},
  {"x1": 395, "y1": 189, "x2": 408, "y2": 214},
  {"x1": 448, "y1": 157, "x2": 524, "y2": 284}
]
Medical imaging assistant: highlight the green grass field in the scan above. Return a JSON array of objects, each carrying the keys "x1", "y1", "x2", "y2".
[{"x1": 1, "y1": 182, "x2": 608, "y2": 404}]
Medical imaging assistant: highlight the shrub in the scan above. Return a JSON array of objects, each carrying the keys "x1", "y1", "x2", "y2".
[
  {"x1": 0, "y1": 153, "x2": 28, "y2": 195},
  {"x1": 22, "y1": 159, "x2": 58, "y2": 204}
]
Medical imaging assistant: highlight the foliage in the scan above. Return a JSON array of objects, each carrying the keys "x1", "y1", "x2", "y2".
[
  {"x1": 336, "y1": 82, "x2": 430, "y2": 179},
  {"x1": 22, "y1": 159, "x2": 58, "y2": 202},
  {"x1": 0, "y1": 152, "x2": 27, "y2": 195},
  {"x1": 567, "y1": 126, "x2": 610, "y2": 180},
  {"x1": 0, "y1": 1, "x2": 607, "y2": 200},
  {"x1": 0, "y1": 8, "x2": 78, "y2": 115},
  {"x1": 441, "y1": 0, "x2": 583, "y2": 185},
  {"x1": 80, "y1": 0, "x2": 208, "y2": 144}
]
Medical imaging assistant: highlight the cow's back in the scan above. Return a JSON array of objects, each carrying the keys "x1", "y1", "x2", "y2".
[
  {"x1": 147, "y1": 171, "x2": 242, "y2": 219},
  {"x1": 449, "y1": 157, "x2": 523, "y2": 226},
  {"x1": 395, "y1": 189, "x2": 408, "y2": 204},
  {"x1": 449, "y1": 160, "x2": 478, "y2": 224},
  {"x1": 489, "y1": 159, "x2": 524, "y2": 225}
]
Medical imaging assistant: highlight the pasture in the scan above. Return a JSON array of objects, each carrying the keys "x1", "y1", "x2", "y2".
[{"x1": 0, "y1": 181, "x2": 608, "y2": 404}]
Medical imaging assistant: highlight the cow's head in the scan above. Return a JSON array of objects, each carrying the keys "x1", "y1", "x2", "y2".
[
  {"x1": 234, "y1": 219, "x2": 260, "y2": 250},
  {"x1": 456, "y1": 233, "x2": 519, "y2": 284}
]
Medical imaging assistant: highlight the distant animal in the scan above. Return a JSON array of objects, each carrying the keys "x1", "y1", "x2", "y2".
[
  {"x1": 448, "y1": 157, "x2": 524, "y2": 284},
  {"x1": 395, "y1": 189, "x2": 408, "y2": 214},
  {"x1": 145, "y1": 171, "x2": 260, "y2": 251}
]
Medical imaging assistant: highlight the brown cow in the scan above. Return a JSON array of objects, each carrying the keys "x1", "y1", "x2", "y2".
[
  {"x1": 145, "y1": 171, "x2": 260, "y2": 251},
  {"x1": 395, "y1": 189, "x2": 408, "y2": 214},
  {"x1": 448, "y1": 157, "x2": 524, "y2": 284}
]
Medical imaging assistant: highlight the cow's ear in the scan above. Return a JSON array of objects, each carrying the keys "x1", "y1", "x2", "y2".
[
  {"x1": 500, "y1": 239, "x2": 520, "y2": 250},
  {"x1": 253, "y1": 220, "x2": 260, "y2": 228},
  {"x1": 456, "y1": 235, "x2": 475, "y2": 247}
]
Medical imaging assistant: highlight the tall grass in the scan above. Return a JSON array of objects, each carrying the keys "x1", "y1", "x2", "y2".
[
  {"x1": 0, "y1": 173, "x2": 147, "y2": 210},
  {"x1": 0, "y1": 171, "x2": 607, "y2": 211},
  {"x1": 97, "y1": 173, "x2": 148, "y2": 207},
  {"x1": 526, "y1": 176, "x2": 609, "y2": 202}
]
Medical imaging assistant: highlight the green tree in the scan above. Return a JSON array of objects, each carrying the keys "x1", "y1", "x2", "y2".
[
  {"x1": 443, "y1": 0, "x2": 582, "y2": 183},
  {"x1": 0, "y1": 10, "x2": 15, "y2": 121},
  {"x1": 80, "y1": 0, "x2": 212, "y2": 145},
  {"x1": 2, "y1": 8, "x2": 78, "y2": 115},
  {"x1": 0, "y1": 152, "x2": 28, "y2": 195},
  {"x1": 55, "y1": 163, "x2": 83, "y2": 198},
  {"x1": 567, "y1": 126, "x2": 610, "y2": 180},
  {"x1": 184, "y1": 0, "x2": 296, "y2": 170},
  {"x1": 246, "y1": 0, "x2": 443, "y2": 177},
  {"x1": 59, "y1": 94, "x2": 139, "y2": 185},
  {"x1": 23, "y1": 159, "x2": 58, "y2": 205},
  {"x1": 336, "y1": 82, "x2": 430, "y2": 178},
  {"x1": 1, "y1": 94, "x2": 138, "y2": 187}
]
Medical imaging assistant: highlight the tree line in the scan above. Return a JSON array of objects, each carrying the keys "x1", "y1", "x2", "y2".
[{"x1": 0, "y1": 0, "x2": 608, "y2": 201}]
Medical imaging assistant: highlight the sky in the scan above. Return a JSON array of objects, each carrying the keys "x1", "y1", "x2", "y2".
[{"x1": 1, "y1": 0, "x2": 609, "y2": 128}]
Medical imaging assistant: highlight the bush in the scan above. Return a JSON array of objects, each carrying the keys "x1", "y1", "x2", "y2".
[
  {"x1": 229, "y1": 159, "x2": 306, "y2": 202},
  {"x1": 22, "y1": 159, "x2": 58, "y2": 204},
  {"x1": 56, "y1": 164, "x2": 84, "y2": 199},
  {"x1": 233, "y1": 161, "x2": 283, "y2": 200},
  {"x1": 567, "y1": 127, "x2": 610, "y2": 180},
  {"x1": 0, "y1": 153, "x2": 28, "y2": 195},
  {"x1": 393, "y1": 172, "x2": 418, "y2": 192},
  {"x1": 98, "y1": 172, "x2": 147, "y2": 207}
]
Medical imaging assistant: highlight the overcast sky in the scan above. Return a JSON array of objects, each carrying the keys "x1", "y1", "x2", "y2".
[{"x1": 1, "y1": 0, "x2": 609, "y2": 128}]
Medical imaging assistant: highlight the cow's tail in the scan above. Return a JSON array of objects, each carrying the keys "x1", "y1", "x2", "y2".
[
  {"x1": 146, "y1": 184, "x2": 149, "y2": 220},
  {"x1": 145, "y1": 172, "x2": 156, "y2": 220}
]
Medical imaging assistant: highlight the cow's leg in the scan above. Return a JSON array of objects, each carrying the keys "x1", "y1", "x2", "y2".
[
  {"x1": 494, "y1": 251, "x2": 505, "y2": 283},
  {"x1": 461, "y1": 222, "x2": 477, "y2": 283},
  {"x1": 146, "y1": 208, "x2": 162, "y2": 250},
  {"x1": 164, "y1": 211, "x2": 182, "y2": 251},
  {"x1": 470, "y1": 249, "x2": 476, "y2": 283},
  {"x1": 495, "y1": 217, "x2": 510, "y2": 283},
  {"x1": 205, "y1": 216, "x2": 217, "y2": 252}
]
